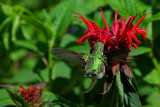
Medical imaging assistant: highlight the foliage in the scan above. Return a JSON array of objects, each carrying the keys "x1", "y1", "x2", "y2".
[{"x1": 0, "y1": 0, "x2": 160, "y2": 106}]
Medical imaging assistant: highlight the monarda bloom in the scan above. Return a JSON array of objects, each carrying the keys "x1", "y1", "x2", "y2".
[
  {"x1": 75, "y1": 9, "x2": 148, "y2": 93},
  {"x1": 18, "y1": 84, "x2": 42, "y2": 106},
  {"x1": 75, "y1": 9, "x2": 148, "y2": 52}
]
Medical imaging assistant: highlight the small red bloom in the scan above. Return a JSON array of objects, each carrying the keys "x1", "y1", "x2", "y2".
[{"x1": 18, "y1": 84, "x2": 42, "y2": 105}]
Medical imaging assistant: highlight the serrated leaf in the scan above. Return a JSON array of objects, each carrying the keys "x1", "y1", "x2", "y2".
[
  {"x1": 105, "y1": 0, "x2": 152, "y2": 40},
  {"x1": 49, "y1": 0, "x2": 76, "y2": 36},
  {"x1": 129, "y1": 47, "x2": 151, "y2": 56},
  {"x1": 42, "y1": 92, "x2": 58, "y2": 102},
  {"x1": 106, "y1": 0, "x2": 150, "y2": 16},
  {"x1": 100, "y1": 72, "x2": 124, "y2": 107},
  {"x1": 122, "y1": 74, "x2": 141, "y2": 107}
]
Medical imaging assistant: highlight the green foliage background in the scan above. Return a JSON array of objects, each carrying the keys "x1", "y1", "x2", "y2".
[{"x1": 0, "y1": 0, "x2": 160, "y2": 106}]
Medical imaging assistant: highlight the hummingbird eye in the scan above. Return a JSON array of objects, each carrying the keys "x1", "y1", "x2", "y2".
[{"x1": 84, "y1": 72, "x2": 96, "y2": 78}]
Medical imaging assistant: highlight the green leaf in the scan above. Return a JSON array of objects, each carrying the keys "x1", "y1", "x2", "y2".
[
  {"x1": 148, "y1": 12, "x2": 160, "y2": 22},
  {"x1": 68, "y1": 44, "x2": 90, "y2": 54},
  {"x1": 14, "y1": 40, "x2": 43, "y2": 55},
  {"x1": 2, "y1": 32, "x2": 10, "y2": 50},
  {"x1": 122, "y1": 74, "x2": 141, "y2": 107},
  {"x1": 42, "y1": 92, "x2": 58, "y2": 102},
  {"x1": 105, "y1": 0, "x2": 152, "y2": 39},
  {"x1": 0, "y1": 16, "x2": 12, "y2": 32},
  {"x1": 9, "y1": 49, "x2": 27, "y2": 61},
  {"x1": 100, "y1": 72, "x2": 141, "y2": 107},
  {"x1": 146, "y1": 91, "x2": 160, "y2": 107},
  {"x1": 100, "y1": 72, "x2": 124, "y2": 107},
  {"x1": 116, "y1": 72, "x2": 124, "y2": 106},
  {"x1": 2, "y1": 69, "x2": 37, "y2": 84},
  {"x1": 60, "y1": 34, "x2": 77, "y2": 48},
  {"x1": 129, "y1": 47, "x2": 151, "y2": 56},
  {"x1": 0, "y1": 89, "x2": 14, "y2": 107},
  {"x1": 106, "y1": 0, "x2": 150, "y2": 16},
  {"x1": 2, "y1": 4, "x2": 13, "y2": 15},
  {"x1": 20, "y1": 25, "x2": 33, "y2": 40},
  {"x1": 143, "y1": 68, "x2": 160, "y2": 85},
  {"x1": 49, "y1": 0, "x2": 76, "y2": 36},
  {"x1": 11, "y1": 15, "x2": 20, "y2": 42},
  {"x1": 93, "y1": 10, "x2": 113, "y2": 28},
  {"x1": 21, "y1": 14, "x2": 53, "y2": 39},
  {"x1": 54, "y1": 61, "x2": 71, "y2": 79}
]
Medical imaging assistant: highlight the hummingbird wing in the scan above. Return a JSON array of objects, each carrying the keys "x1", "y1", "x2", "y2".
[{"x1": 51, "y1": 48, "x2": 86, "y2": 68}]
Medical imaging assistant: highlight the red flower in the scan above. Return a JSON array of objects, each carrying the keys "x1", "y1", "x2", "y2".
[
  {"x1": 75, "y1": 9, "x2": 148, "y2": 52},
  {"x1": 18, "y1": 84, "x2": 42, "y2": 105},
  {"x1": 74, "y1": 9, "x2": 114, "y2": 48},
  {"x1": 111, "y1": 11, "x2": 148, "y2": 51}
]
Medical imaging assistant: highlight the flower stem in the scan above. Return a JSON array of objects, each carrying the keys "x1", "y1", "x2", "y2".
[
  {"x1": 48, "y1": 36, "x2": 55, "y2": 90},
  {"x1": 149, "y1": 51, "x2": 160, "y2": 82}
]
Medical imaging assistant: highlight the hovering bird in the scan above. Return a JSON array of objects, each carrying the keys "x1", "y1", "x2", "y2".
[{"x1": 51, "y1": 42, "x2": 129, "y2": 80}]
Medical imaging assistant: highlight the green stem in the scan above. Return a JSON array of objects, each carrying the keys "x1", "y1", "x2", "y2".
[
  {"x1": 148, "y1": 21, "x2": 160, "y2": 82},
  {"x1": 48, "y1": 36, "x2": 56, "y2": 90},
  {"x1": 149, "y1": 51, "x2": 160, "y2": 82}
]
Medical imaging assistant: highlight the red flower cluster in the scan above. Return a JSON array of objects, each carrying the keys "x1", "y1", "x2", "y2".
[
  {"x1": 18, "y1": 84, "x2": 42, "y2": 105},
  {"x1": 75, "y1": 8, "x2": 148, "y2": 52}
]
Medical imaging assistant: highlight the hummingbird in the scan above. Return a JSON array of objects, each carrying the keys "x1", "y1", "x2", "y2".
[
  {"x1": 51, "y1": 42, "x2": 106, "y2": 79},
  {"x1": 51, "y1": 42, "x2": 129, "y2": 92}
]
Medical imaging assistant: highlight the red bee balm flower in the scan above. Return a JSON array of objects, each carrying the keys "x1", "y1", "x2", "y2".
[
  {"x1": 75, "y1": 9, "x2": 148, "y2": 52},
  {"x1": 18, "y1": 84, "x2": 42, "y2": 105}
]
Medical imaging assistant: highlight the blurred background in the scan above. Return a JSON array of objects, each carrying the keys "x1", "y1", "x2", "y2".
[{"x1": 0, "y1": 0, "x2": 160, "y2": 106}]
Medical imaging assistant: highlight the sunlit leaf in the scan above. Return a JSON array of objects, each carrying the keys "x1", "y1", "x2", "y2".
[
  {"x1": 129, "y1": 47, "x2": 151, "y2": 56},
  {"x1": 0, "y1": 89, "x2": 13, "y2": 107},
  {"x1": 143, "y1": 68, "x2": 160, "y2": 85},
  {"x1": 9, "y1": 49, "x2": 27, "y2": 61},
  {"x1": 146, "y1": 91, "x2": 160, "y2": 107},
  {"x1": 2, "y1": 4, "x2": 13, "y2": 15},
  {"x1": 2, "y1": 32, "x2": 10, "y2": 50},
  {"x1": 12, "y1": 15, "x2": 20, "y2": 42}
]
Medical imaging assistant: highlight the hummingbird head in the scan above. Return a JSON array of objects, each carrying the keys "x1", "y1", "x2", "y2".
[{"x1": 84, "y1": 69, "x2": 105, "y2": 79}]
